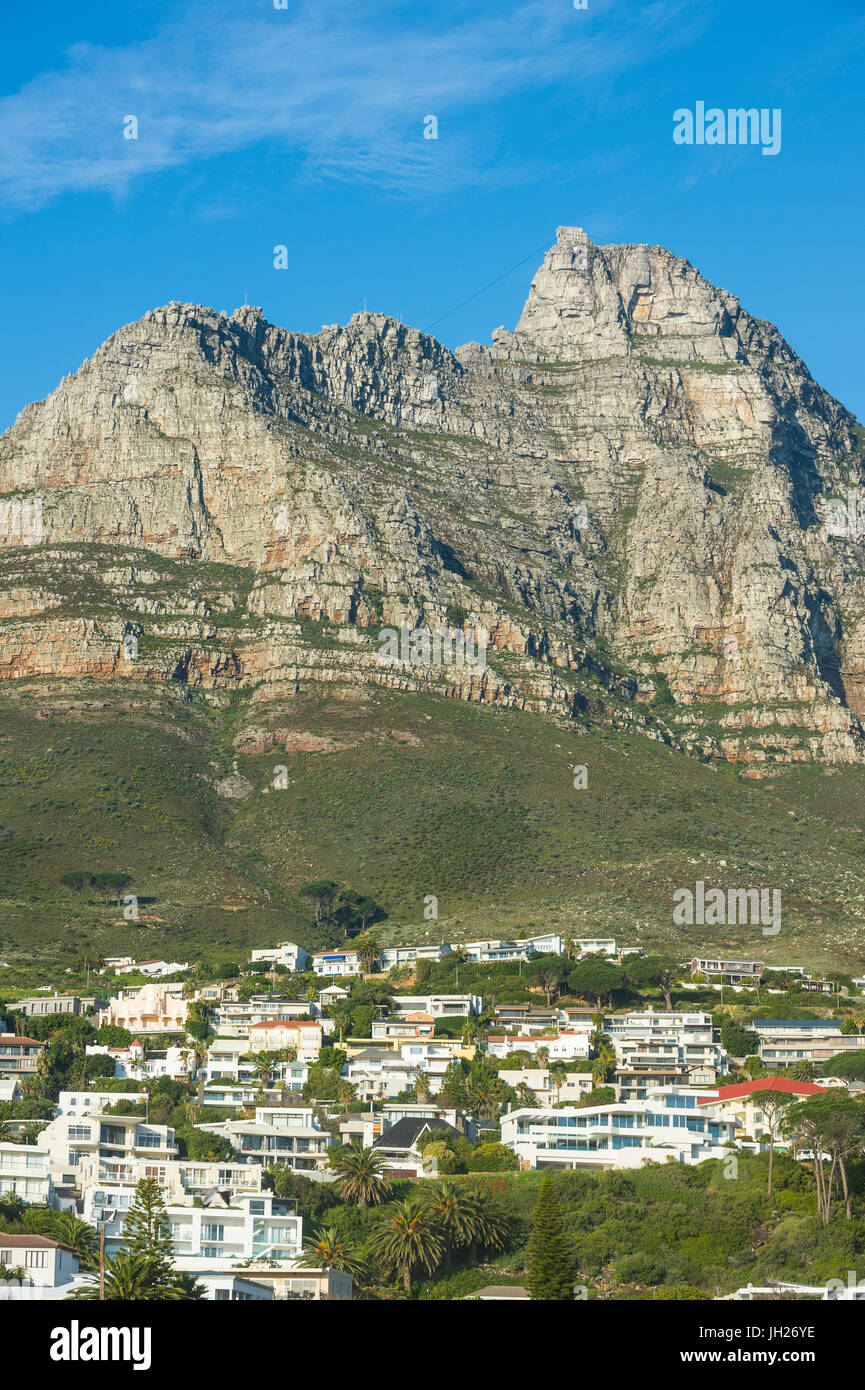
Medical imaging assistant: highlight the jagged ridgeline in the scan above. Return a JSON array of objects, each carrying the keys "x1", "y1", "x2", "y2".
[{"x1": 1, "y1": 225, "x2": 865, "y2": 766}]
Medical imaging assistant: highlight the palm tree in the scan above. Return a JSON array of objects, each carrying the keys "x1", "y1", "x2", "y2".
[
  {"x1": 167, "y1": 1271, "x2": 207, "y2": 1300},
  {"x1": 354, "y1": 934, "x2": 380, "y2": 974},
  {"x1": 421, "y1": 1180, "x2": 509, "y2": 1271},
  {"x1": 247, "y1": 1051, "x2": 276, "y2": 1086},
  {"x1": 297, "y1": 1227, "x2": 366, "y2": 1281},
  {"x1": 372, "y1": 1198, "x2": 444, "y2": 1294},
  {"x1": 337, "y1": 1081, "x2": 354, "y2": 1116},
  {"x1": 328, "y1": 1145, "x2": 392, "y2": 1207},
  {"x1": 49, "y1": 1212, "x2": 98, "y2": 1268},
  {"x1": 68, "y1": 1251, "x2": 169, "y2": 1301}
]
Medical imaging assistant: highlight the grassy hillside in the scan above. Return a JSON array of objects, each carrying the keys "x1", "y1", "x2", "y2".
[{"x1": 1, "y1": 677, "x2": 865, "y2": 977}]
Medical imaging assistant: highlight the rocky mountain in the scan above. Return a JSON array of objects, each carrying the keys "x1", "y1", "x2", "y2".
[{"x1": 2, "y1": 225, "x2": 864, "y2": 767}]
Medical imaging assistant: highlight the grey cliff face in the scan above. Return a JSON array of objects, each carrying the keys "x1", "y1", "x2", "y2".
[{"x1": 1, "y1": 225, "x2": 864, "y2": 766}]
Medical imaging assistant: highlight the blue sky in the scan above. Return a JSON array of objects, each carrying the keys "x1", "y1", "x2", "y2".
[{"x1": 1, "y1": 0, "x2": 863, "y2": 431}]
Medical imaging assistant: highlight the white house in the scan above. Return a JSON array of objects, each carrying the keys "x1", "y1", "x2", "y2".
[
  {"x1": 42, "y1": 1111, "x2": 178, "y2": 1188},
  {"x1": 604, "y1": 1010, "x2": 727, "y2": 1074},
  {"x1": 57, "y1": 1089, "x2": 142, "y2": 1115},
  {"x1": 85, "y1": 1041, "x2": 195, "y2": 1082},
  {"x1": 500, "y1": 1087, "x2": 737, "y2": 1170},
  {"x1": 575, "y1": 938, "x2": 617, "y2": 957},
  {"x1": 112, "y1": 959, "x2": 190, "y2": 978},
  {"x1": 462, "y1": 939, "x2": 532, "y2": 964},
  {"x1": 249, "y1": 942, "x2": 310, "y2": 972},
  {"x1": 311, "y1": 949, "x2": 364, "y2": 978},
  {"x1": 198, "y1": 1106, "x2": 334, "y2": 1172},
  {"x1": 80, "y1": 1158, "x2": 262, "y2": 1206},
  {"x1": 0, "y1": 1143, "x2": 52, "y2": 1204},
  {"x1": 391, "y1": 993, "x2": 483, "y2": 1019},
  {"x1": 498, "y1": 1068, "x2": 595, "y2": 1106},
  {"x1": 345, "y1": 1049, "x2": 420, "y2": 1100},
  {"x1": 487, "y1": 1030, "x2": 591, "y2": 1062},
  {"x1": 0, "y1": 1234, "x2": 78, "y2": 1289},
  {"x1": 380, "y1": 943, "x2": 452, "y2": 970},
  {"x1": 94, "y1": 1190, "x2": 303, "y2": 1263}
]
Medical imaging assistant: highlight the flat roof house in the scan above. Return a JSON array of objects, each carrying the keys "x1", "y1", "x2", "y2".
[
  {"x1": 501, "y1": 1087, "x2": 737, "y2": 1171},
  {"x1": 311, "y1": 949, "x2": 364, "y2": 978}
]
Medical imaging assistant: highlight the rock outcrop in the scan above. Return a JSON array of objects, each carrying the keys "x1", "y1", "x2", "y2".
[{"x1": 2, "y1": 226, "x2": 864, "y2": 764}]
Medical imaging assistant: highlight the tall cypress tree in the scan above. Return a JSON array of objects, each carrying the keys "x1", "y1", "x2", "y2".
[
  {"x1": 527, "y1": 1174, "x2": 576, "y2": 1300},
  {"x1": 123, "y1": 1177, "x2": 175, "y2": 1280}
]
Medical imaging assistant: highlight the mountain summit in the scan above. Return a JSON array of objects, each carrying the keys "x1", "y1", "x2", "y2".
[{"x1": 1, "y1": 227, "x2": 864, "y2": 766}]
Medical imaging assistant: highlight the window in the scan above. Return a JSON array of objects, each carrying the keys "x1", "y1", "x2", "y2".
[
  {"x1": 202, "y1": 1224, "x2": 224, "y2": 1242},
  {"x1": 26, "y1": 1250, "x2": 48, "y2": 1268}
]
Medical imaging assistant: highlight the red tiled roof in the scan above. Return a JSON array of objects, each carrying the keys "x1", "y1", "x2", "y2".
[
  {"x1": 249, "y1": 1019, "x2": 319, "y2": 1030},
  {"x1": 0, "y1": 1035, "x2": 44, "y2": 1046},
  {"x1": 698, "y1": 1076, "x2": 828, "y2": 1105}
]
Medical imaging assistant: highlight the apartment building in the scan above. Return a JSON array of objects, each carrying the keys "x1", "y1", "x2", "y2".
[
  {"x1": 42, "y1": 1111, "x2": 178, "y2": 1187},
  {"x1": 344, "y1": 1049, "x2": 419, "y2": 1100},
  {"x1": 604, "y1": 1010, "x2": 727, "y2": 1074},
  {"x1": 211, "y1": 997, "x2": 324, "y2": 1037},
  {"x1": 198, "y1": 1106, "x2": 334, "y2": 1172},
  {"x1": 0, "y1": 1143, "x2": 52, "y2": 1204},
  {"x1": 80, "y1": 1159, "x2": 262, "y2": 1213},
  {"x1": 501, "y1": 1088, "x2": 737, "y2": 1171},
  {"x1": 752, "y1": 1018, "x2": 863, "y2": 1067},
  {"x1": 245, "y1": 1019, "x2": 323, "y2": 1061},
  {"x1": 93, "y1": 1190, "x2": 303, "y2": 1263}
]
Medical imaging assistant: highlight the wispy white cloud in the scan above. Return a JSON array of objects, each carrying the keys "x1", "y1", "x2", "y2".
[{"x1": 0, "y1": 0, "x2": 708, "y2": 212}]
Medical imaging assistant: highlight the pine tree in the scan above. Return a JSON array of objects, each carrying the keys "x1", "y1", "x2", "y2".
[
  {"x1": 527, "y1": 1175, "x2": 576, "y2": 1300},
  {"x1": 123, "y1": 1178, "x2": 175, "y2": 1279}
]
